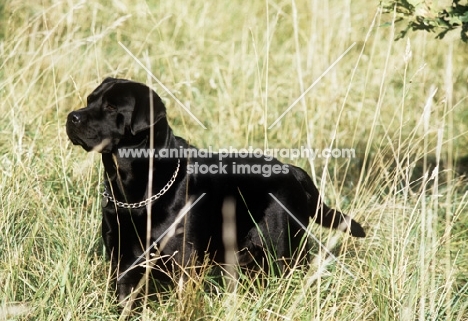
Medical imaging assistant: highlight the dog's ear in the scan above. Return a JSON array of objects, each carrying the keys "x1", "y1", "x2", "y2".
[{"x1": 129, "y1": 84, "x2": 166, "y2": 135}]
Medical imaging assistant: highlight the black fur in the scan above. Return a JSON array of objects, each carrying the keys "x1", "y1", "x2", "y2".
[{"x1": 66, "y1": 77, "x2": 365, "y2": 305}]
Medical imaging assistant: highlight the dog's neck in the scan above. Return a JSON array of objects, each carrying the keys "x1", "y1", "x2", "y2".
[{"x1": 102, "y1": 120, "x2": 180, "y2": 203}]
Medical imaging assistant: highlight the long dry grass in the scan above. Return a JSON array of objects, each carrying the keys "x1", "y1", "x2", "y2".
[{"x1": 0, "y1": 0, "x2": 467, "y2": 320}]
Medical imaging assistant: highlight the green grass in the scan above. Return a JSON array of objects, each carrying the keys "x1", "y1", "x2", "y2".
[{"x1": 1, "y1": 0, "x2": 467, "y2": 320}]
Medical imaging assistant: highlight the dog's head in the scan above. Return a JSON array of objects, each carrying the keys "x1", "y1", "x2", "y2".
[{"x1": 66, "y1": 78, "x2": 166, "y2": 153}]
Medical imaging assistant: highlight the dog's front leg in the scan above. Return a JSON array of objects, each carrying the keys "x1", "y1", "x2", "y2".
[{"x1": 115, "y1": 261, "x2": 145, "y2": 310}]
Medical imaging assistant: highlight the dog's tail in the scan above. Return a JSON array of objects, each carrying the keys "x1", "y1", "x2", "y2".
[
  {"x1": 290, "y1": 165, "x2": 366, "y2": 238},
  {"x1": 314, "y1": 204, "x2": 366, "y2": 237}
]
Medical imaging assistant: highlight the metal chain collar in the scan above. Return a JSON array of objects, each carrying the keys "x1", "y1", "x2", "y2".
[{"x1": 102, "y1": 159, "x2": 180, "y2": 209}]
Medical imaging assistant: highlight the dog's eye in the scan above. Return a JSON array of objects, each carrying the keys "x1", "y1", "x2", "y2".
[{"x1": 104, "y1": 104, "x2": 117, "y2": 111}]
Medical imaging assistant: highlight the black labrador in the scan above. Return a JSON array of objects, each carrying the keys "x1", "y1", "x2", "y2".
[{"x1": 66, "y1": 77, "x2": 365, "y2": 305}]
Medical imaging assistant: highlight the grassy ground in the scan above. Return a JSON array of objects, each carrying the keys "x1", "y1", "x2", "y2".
[{"x1": 1, "y1": 0, "x2": 467, "y2": 320}]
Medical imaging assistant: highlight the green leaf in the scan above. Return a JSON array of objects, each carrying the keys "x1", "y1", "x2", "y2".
[
  {"x1": 448, "y1": 16, "x2": 462, "y2": 26},
  {"x1": 461, "y1": 12, "x2": 468, "y2": 23}
]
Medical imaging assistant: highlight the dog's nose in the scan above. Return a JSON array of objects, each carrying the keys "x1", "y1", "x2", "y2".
[{"x1": 68, "y1": 112, "x2": 82, "y2": 124}]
